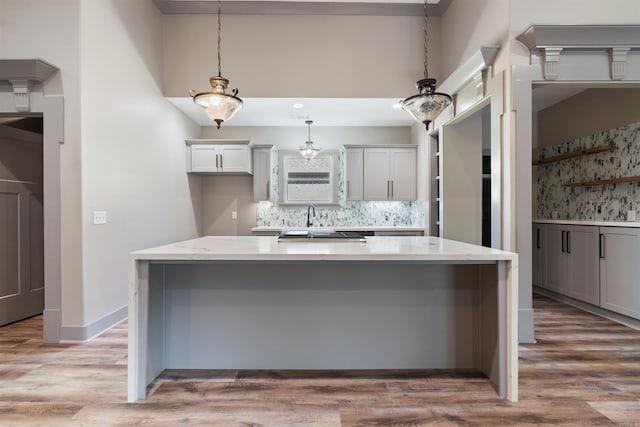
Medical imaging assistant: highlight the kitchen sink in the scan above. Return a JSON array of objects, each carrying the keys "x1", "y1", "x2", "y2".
[{"x1": 277, "y1": 229, "x2": 366, "y2": 242}]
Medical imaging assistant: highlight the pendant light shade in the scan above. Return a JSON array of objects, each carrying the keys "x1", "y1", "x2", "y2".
[
  {"x1": 299, "y1": 120, "x2": 320, "y2": 160},
  {"x1": 401, "y1": 0, "x2": 452, "y2": 129},
  {"x1": 189, "y1": 0, "x2": 243, "y2": 129}
]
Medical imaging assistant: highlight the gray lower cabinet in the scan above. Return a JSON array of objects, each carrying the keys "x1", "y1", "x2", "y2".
[
  {"x1": 532, "y1": 224, "x2": 544, "y2": 288},
  {"x1": 599, "y1": 227, "x2": 640, "y2": 319},
  {"x1": 537, "y1": 223, "x2": 600, "y2": 306},
  {"x1": 534, "y1": 222, "x2": 639, "y2": 319}
]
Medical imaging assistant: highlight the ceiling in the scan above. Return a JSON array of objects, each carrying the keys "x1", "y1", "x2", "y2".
[
  {"x1": 152, "y1": 0, "x2": 453, "y2": 16},
  {"x1": 168, "y1": 97, "x2": 414, "y2": 127}
]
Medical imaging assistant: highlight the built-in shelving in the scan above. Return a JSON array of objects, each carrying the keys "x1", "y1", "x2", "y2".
[
  {"x1": 563, "y1": 175, "x2": 640, "y2": 188},
  {"x1": 533, "y1": 145, "x2": 616, "y2": 166}
]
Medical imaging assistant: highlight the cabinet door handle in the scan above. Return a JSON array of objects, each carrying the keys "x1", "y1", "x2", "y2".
[
  {"x1": 391, "y1": 180, "x2": 394, "y2": 198},
  {"x1": 567, "y1": 230, "x2": 571, "y2": 254},
  {"x1": 266, "y1": 180, "x2": 270, "y2": 200},
  {"x1": 599, "y1": 233, "x2": 605, "y2": 259},
  {"x1": 216, "y1": 154, "x2": 219, "y2": 169},
  {"x1": 347, "y1": 180, "x2": 351, "y2": 199},
  {"x1": 387, "y1": 180, "x2": 390, "y2": 198},
  {"x1": 561, "y1": 230, "x2": 565, "y2": 253},
  {"x1": 536, "y1": 228, "x2": 540, "y2": 249},
  {"x1": 220, "y1": 154, "x2": 223, "y2": 170}
]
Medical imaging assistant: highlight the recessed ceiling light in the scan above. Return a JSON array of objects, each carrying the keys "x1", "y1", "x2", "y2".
[
  {"x1": 292, "y1": 103, "x2": 305, "y2": 109},
  {"x1": 391, "y1": 102, "x2": 402, "y2": 110}
]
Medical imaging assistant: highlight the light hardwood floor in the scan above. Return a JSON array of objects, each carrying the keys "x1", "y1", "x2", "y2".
[{"x1": 1, "y1": 294, "x2": 639, "y2": 426}]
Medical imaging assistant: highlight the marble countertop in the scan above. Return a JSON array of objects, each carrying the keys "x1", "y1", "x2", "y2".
[
  {"x1": 533, "y1": 219, "x2": 640, "y2": 228},
  {"x1": 130, "y1": 236, "x2": 517, "y2": 262},
  {"x1": 251, "y1": 226, "x2": 425, "y2": 233}
]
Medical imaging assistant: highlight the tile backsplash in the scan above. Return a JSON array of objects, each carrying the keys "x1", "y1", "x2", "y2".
[
  {"x1": 536, "y1": 121, "x2": 640, "y2": 221},
  {"x1": 257, "y1": 200, "x2": 426, "y2": 228},
  {"x1": 260, "y1": 145, "x2": 426, "y2": 228}
]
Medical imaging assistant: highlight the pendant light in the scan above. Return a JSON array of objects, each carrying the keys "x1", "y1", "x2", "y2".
[
  {"x1": 189, "y1": 0, "x2": 243, "y2": 129},
  {"x1": 299, "y1": 120, "x2": 320, "y2": 161},
  {"x1": 401, "y1": 0, "x2": 452, "y2": 130}
]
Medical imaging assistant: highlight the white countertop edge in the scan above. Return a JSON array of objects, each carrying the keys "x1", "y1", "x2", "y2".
[
  {"x1": 130, "y1": 236, "x2": 517, "y2": 262},
  {"x1": 533, "y1": 219, "x2": 640, "y2": 227},
  {"x1": 252, "y1": 226, "x2": 426, "y2": 232}
]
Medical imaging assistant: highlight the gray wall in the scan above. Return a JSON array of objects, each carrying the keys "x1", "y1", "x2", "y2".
[
  {"x1": 538, "y1": 88, "x2": 640, "y2": 149},
  {"x1": 162, "y1": 14, "x2": 441, "y2": 98}
]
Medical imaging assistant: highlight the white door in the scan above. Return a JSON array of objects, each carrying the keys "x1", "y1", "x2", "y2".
[
  {"x1": 220, "y1": 145, "x2": 251, "y2": 173},
  {"x1": 389, "y1": 148, "x2": 416, "y2": 201},
  {"x1": 190, "y1": 145, "x2": 220, "y2": 172},
  {"x1": 363, "y1": 148, "x2": 390, "y2": 200},
  {"x1": 0, "y1": 181, "x2": 44, "y2": 326}
]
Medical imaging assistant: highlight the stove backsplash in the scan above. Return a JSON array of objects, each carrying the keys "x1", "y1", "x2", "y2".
[
  {"x1": 257, "y1": 200, "x2": 426, "y2": 228},
  {"x1": 536, "y1": 121, "x2": 640, "y2": 221}
]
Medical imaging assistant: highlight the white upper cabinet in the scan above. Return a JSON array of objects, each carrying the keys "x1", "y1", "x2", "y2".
[
  {"x1": 186, "y1": 140, "x2": 252, "y2": 174},
  {"x1": 362, "y1": 146, "x2": 416, "y2": 201}
]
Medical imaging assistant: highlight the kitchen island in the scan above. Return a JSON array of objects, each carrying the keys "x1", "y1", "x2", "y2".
[{"x1": 128, "y1": 236, "x2": 518, "y2": 402}]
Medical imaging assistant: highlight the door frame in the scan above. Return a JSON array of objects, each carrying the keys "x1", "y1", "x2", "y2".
[{"x1": 0, "y1": 91, "x2": 63, "y2": 343}]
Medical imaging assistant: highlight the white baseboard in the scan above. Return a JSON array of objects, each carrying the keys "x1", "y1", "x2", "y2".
[
  {"x1": 533, "y1": 286, "x2": 640, "y2": 331},
  {"x1": 59, "y1": 305, "x2": 128, "y2": 342}
]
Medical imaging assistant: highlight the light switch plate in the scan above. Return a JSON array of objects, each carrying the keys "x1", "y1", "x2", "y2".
[
  {"x1": 93, "y1": 210, "x2": 107, "y2": 225},
  {"x1": 231, "y1": 211, "x2": 238, "y2": 220}
]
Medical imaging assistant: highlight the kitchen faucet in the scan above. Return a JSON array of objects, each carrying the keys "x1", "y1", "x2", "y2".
[{"x1": 306, "y1": 204, "x2": 316, "y2": 227}]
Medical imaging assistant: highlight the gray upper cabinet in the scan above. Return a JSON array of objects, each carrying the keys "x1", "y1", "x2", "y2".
[
  {"x1": 252, "y1": 145, "x2": 272, "y2": 202},
  {"x1": 346, "y1": 147, "x2": 364, "y2": 201},
  {"x1": 359, "y1": 146, "x2": 416, "y2": 201},
  {"x1": 186, "y1": 139, "x2": 253, "y2": 174}
]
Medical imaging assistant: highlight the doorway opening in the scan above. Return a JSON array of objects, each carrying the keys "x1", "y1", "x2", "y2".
[{"x1": 0, "y1": 115, "x2": 44, "y2": 326}]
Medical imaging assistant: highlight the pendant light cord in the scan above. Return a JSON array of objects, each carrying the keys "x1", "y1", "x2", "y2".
[
  {"x1": 423, "y1": 0, "x2": 429, "y2": 79},
  {"x1": 217, "y1": 0, "x2": 222, "y2": 77}
]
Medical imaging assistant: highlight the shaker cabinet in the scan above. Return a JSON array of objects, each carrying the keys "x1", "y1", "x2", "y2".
[
  {"x1": 540, "y1": 224, "x2": 600, "y2": 306},
  {"x1": 362, "y1": 147, "x2": 416, "y2": 201},
  {"x1": 186, "y1": 139, "x2": 252, "y2": 174},
  {"x1": 532, "y1": 223, "x2": 544, "y2": 288},
  {"x1": 599, "y1": 227, "x2": 640, "y2": 319},
  {"x1": 252, "y1": 145, "x2": 273, "y2": 202},
  {"x1": 346, "y1": 148, "x2": 364, "y2": 201},
  {"x1": 534, "y1": 222, "x2": 639, "y2": 319}
]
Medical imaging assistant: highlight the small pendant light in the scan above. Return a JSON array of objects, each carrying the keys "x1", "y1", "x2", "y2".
[
  {"x1": 299, "y1": 120, "x2": 320, "y2": 161},
  {"x1": 189, "y1": 0, "x2": 243, "y2": 129},
  {"x1": 401, "y1": 0, "x2": 452, "y2": 130}
]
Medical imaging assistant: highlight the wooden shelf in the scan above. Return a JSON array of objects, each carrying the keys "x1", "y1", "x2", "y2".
[
  {"x1": 533, "y1": 145, "x2": 616, "y2": 166},
  {"x1": 564, "y1": 176, "x2": 640, "y2": 188}
]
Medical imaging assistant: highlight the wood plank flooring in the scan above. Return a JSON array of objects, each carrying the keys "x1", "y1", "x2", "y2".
[{"x1": 0, "y1": 294, "x2": 638, "y2": 426}]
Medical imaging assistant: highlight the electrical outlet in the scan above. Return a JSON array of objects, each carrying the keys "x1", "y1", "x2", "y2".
[
  {"x1": 597, "y1": 205, "x2": 602, "y2": 214},
  {"x1": 93, "y1": 210, "x2": 107, "y2": 225},
  {"x1": 231, "y1": 211, "x2": 238, "y2": 220}
]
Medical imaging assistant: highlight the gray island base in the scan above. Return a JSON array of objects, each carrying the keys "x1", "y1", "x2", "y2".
[{"x1": 128, "y1": 236, "x2": 518, "y2": 402}]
